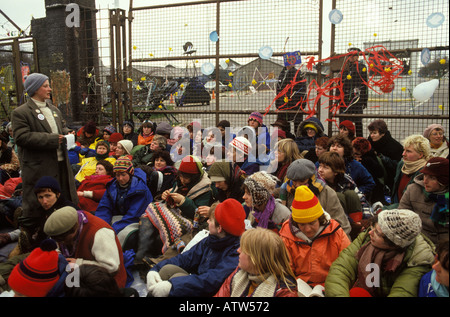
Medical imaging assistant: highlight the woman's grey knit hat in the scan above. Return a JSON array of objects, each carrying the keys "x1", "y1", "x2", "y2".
[
  {"x1": 378, "y1": 209, "x2": 422, "y2": 248},
  {"x1": 286, "y1": 159, "x2": 316, "y2": 181},
  {"x1": 24, "y1": 73, "x2": 49, "y2": 97}
]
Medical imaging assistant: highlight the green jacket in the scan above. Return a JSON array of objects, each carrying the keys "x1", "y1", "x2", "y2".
[
  {"x1": 324, "y1": 230, "x2": 435, "y2": 297},
  {"x1": 171, "y1": 172, "x2": 214, "y2": 220}
]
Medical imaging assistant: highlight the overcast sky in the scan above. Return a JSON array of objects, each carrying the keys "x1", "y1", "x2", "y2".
[{"x1": 0, "y1": 0, "x2": 204, "y2": 34}]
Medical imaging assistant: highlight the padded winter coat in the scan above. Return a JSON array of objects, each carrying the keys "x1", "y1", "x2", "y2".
[
  {"x1": 151, "y1": 233, "x2": 240, "y2": 297},
  {"x1": 95, "y1": 168, "x2": 153, "y2": 234},
  {"x1": 324, "y1": 230, "x2": 435, "y2": 297},
  {"x1": 279, "y1": 216, "x2": 351, "y2": 286}
]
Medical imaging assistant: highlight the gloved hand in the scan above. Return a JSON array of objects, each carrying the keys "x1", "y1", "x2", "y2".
[
  {"x1": 148, "y1": 281, "x2": 172, "y2": 297},
  {"x1": 146, "y1": 271, "x2": 162, "y2": 290}
]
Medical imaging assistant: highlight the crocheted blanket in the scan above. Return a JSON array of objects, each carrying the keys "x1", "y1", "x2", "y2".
[{"x1": 144, "y1": 202, "x2": 193, "y2": 254}]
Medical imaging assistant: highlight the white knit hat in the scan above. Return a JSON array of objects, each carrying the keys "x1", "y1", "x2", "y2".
[
  {"x1": 118, "y1": 139, "x2": 134, "y2": 155},
  {"x1": 378, "y1": 209, "x2": 422, "y2": 248},
  {"x1": 230, "y1": 136, "x2": 252, "y2": 156}
]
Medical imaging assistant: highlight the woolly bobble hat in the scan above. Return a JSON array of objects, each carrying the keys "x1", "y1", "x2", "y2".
[
  {"x1": 243, "y1": 171, "x2": 278, "y2": 206},
  {"x1": 44, "y1": 206, "x2": 79, "y2": 237},
  {"x1": 118, "y1": 139, "x2": 134, "y2": 155},
  {"x1": 339, "y1": 120, "x2": 356, "y2": 136},
  {"x1": 423, "y1": 124, "x2": 444, "y2": 139},
  {"x1": 8, "y1": 239, "x2": 60, "y2": 297},
  {"x1": 377, "y1": 209, "x2": 422, "y2": 248},
  {"x1": 109, "y1": 132, "x2": 124, "y2": 143},
  {"x1": 230, "y1": 136, "x2": 252, "y2": 156},
  {"x1": 123, "y1": 120, "x2": 134, "y2": 129},
  {"x1": 178, "y1": 155, "x2": 202, "y2": 174},
  {"x1": 113, "y1": 155, "x2": 134, "y2": 175},
  {"x1": 248, "y1": 112, "x2": 263, "y2": 125},
  {"x1": 420, "y1": 157, "x2": 449, "y2": 186},
  {"x1": 24, "y1": 73, "x2": 49, "y2": 97},
  {"x1": 214, "y1": 198, "x2": 246, "y2": 236},
  {"x1": 103, "y1": 125, "x2": 116, "y2": 135},
  {"x1": 34, "y1": 176, "x2": 61, "y2": 193},
  {"x1": 291, "y1": 185, "x2": 324, "y2": 223},
  {"x1": 286, "y1": 159, "x2": 316, "y2": 181},
  {"x1": 352, "y1": 137, "x2": 372, "y2": 155}
]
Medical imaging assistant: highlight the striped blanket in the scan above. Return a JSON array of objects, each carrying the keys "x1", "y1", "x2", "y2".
[{"x1": 144, "y1": 202, "x2": 193, "y2": 254}]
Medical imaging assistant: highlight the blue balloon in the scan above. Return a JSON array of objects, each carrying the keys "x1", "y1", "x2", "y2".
[
  {"x1": 329, "y1": 9, "x2": 343, "y2": 25},
  {"x1": 209, "y1": 31, "x2": 219, "y2": 42},
  {"x1": 426, "y1": 12, "x2": 445, "y2": 28},
  {"x1": 259, "y1": 46, "x2": 273, "y2": 60}
]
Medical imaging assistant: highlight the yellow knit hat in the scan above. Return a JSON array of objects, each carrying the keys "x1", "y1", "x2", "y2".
[
  {"x1": 291, "y1": 186, "x2": 323, "y2": 223},
  {"x1": 303, "y1": 123, "x2": 318, "y2": 133}
]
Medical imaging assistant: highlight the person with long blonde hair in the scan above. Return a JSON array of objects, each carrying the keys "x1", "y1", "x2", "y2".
[
  {"x1": 273, "y1": 138, "x2": 303, "y2": 185},
  {"x1": 215, "y1": 227, "x2": 298, "y2": 297}
]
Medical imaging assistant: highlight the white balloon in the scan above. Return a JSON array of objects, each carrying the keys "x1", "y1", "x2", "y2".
[{"x1": 412, "y1": 79, "x2": 439, "y2": 102}]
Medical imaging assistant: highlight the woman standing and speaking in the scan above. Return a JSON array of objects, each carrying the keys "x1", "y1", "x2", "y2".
[{"x1": 11, "y1": 73, "x2": 78, "y2": 226}]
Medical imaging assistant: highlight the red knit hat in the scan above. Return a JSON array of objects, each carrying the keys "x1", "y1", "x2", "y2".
[
  {"x1": 178, "y1": 155, "x2": 201, "y2": 174},
  {"x1": 339, "y1": 120, "x2": 356, "y2": 136},
  {"x1": 8, "y1": 239, "x2": 60, "y2": 297},
  {"x1": 214, "y1": 198, "x2": 246, "y2": 236},
  {"x1": 420, "y1": 157, "x2": 449, "y2": 185},
  {"x1": 277, "y1": 129, "x2": 286, "y2": 139},
  {"x1": 109, "y1": 132, "x2": 124, "y2": 143}
]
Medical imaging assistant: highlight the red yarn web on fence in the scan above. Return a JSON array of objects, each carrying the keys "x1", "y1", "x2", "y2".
[{"x1": 263, "y1": 45, "x2": 405, "y2": 126}]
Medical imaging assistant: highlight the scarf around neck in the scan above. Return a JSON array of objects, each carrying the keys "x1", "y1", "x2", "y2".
[
  {"x1": 401, "y1": 158, "x2": 428, "y2": 175},
  {"x1": 252, "y1": 195, "x2": 276, "y2": 229},
  {"x1": 230, "y1": 269, "x2": 277, "y2": 297},
  {"x1": 355, "y1": 242, "x2": 405, "y2": 296},
  {"x1": 425, "y1": 190, "x2": 449, "y2": 227}
]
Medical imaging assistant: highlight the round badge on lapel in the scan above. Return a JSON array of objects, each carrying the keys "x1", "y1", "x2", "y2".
[{"x1": 38, "y1": 114, "x2": 45, "y2": 120}]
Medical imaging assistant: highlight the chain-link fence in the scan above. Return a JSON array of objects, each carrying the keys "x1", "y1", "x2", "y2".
[
  {"x1": 127, "y1": 0, "x2": 448, "y2": 140},
  {"x1": 1, "y1": 0, "x2": 448, "y2": 140},
  {"x1": 330, "y1": 0, "x2": 449, "y2": 141},
  {"x1": 129, "y1": 0, "x2": 322, "y2": 133}
]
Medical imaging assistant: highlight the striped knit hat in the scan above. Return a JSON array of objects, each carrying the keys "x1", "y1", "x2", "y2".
[
  {"x1": 291, "y1": 185, "x2": 324, "y2": 223},
  {"x1": 113, "y1": 155, "x2": 134, "y2": 175},
  {"x1": 248, "y1": 112, "x2": 263, "y2": 125},
  {"x1": 230, "y1": 136, "x2": 252, "y2": 156},
  {"x1": 8, "y1": 239, "x2": 60, "y2": 297}
]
